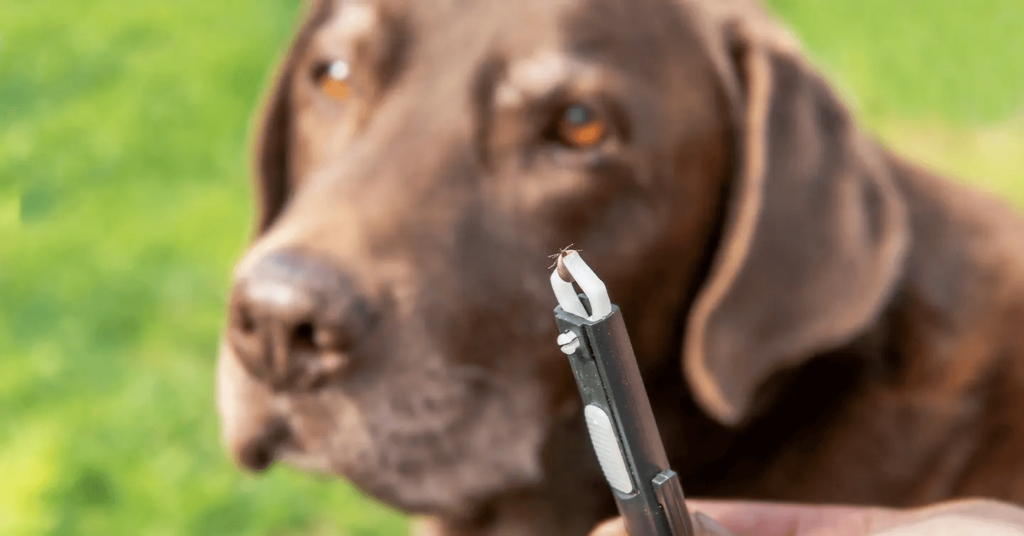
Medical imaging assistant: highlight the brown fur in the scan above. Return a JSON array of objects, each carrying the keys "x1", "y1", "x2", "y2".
[{"x1": 216, "y1": 0, "x2": 1024, "y2": 534}]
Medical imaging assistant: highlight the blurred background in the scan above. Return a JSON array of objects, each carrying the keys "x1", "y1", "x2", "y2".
[{"x1": 1, "y1": 0, "x2": 1022, "y2": 534}]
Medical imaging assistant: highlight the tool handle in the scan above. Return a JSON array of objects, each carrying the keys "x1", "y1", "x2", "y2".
[{"x1": 555, "y1": 302, "x2": 694, "y2": 536}]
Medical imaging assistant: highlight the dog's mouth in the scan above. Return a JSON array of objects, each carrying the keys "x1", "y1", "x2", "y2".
[
  {"x1": 234, "y1": 354, "x2": 550, "y2": 516},
  {"x1": 338, "y1": 445, "x2": 547, "y2": 518},
  {"x1": 276, "y1": 447, "x2": 336, "y2": 477},
  {"x1": 363, "y1": 403, "x2": 547, "y2": 515}
]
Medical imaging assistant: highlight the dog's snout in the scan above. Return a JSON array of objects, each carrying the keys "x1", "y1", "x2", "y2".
[{"x1": 227, "y1": 250, "x2": 375, "y2": 390}]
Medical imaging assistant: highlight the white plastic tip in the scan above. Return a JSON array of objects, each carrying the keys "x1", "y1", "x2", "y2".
[{"x1": 549, "y1": 251, "x2": 613, "y2": 322}]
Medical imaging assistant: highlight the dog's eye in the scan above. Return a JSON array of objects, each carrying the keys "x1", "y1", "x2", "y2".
[
  {"x1": 557, "y1": 104, "x2": 607, "y2": 149},
  {"x1": 316, "y1": 60, "x2": 352, "y2": 101}
]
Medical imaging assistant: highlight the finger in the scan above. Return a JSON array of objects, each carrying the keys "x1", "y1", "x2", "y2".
[
  {"x1": 587, "y1": 512, "x2": 740, "y2": 536},
  {"x1": 869, "y1": 498, "x2": 1024, "y2": 535},
  {"x1": 587, "y1": 517, "x2": 626, "y2": 536},
  {"x1": 685, "y1": 498, "x2": 1024, "y2": 536},
  {"x1": 686, "y1": 499, "x2": 899, "y2": 536},
  {"x1": 586, "y1": 499, "x2": 1024, "y2": 536},
  {"x1": 587, "y1": 503, "x2": 872, "y2": 536},
  {"x1": 692, "y1": 511, "x2": 741, "y2": 535}
]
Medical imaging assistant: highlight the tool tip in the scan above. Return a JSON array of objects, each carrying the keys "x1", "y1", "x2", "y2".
[{"x1": 556, "y1": 250, "x2": 576, "y2": 283}]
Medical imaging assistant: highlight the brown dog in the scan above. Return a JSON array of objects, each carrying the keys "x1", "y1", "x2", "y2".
[{"x1": 215, "y1": 0, "x2": 1024, "y2": 534}]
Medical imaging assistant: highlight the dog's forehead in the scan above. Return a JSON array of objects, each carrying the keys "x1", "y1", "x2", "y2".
[{"x1": 330, "y1": 0, "x2": 698, "y2": 64}]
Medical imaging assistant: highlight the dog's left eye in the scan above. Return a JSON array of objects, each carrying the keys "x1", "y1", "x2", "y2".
[
  {"x1": 315, "y1": 60, "x2": 352, "y2": 101},
  {"x1": 556, "y1": 104, "x2": 607, "y2": 149}
]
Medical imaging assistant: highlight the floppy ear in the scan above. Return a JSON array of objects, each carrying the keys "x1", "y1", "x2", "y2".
[
  {"x1": 683, "y1": 22, "x2": 911, "y2": 426},
  {"x1": 251, "y1": 0, "x2": 332, "y2": 235}
]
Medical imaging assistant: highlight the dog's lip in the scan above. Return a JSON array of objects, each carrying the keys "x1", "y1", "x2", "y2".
[
  {"x1": 330, "y1": 443, "x2": 548, "y2": 518},
  {"x1": 277, "y1": 448, "x2": 333, "y2": 475},
  {"x1": 340, "y1": 474, "x2": 487, "y2": 518}
]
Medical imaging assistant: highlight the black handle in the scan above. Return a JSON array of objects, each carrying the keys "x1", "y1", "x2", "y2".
[{"x1": 555, "y1": 300, "x2": 694, "y2": 536}]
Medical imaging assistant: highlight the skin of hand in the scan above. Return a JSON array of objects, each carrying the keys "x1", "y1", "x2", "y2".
[{"x1": 587, "y1": 498, "x2": 1024, "y2": 536}]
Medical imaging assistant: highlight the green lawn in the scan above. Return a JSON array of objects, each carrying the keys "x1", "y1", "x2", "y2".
[{"x1": 1, "y1": 1, "x2": 1021, "y2": 535}]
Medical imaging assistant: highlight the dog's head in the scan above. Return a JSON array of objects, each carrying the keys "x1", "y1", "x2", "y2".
[{"x1": 217, "y1": 0, "x2": 909, "y2": 517}]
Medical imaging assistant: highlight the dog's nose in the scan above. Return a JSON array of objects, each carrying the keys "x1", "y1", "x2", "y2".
[
  {"x1": 227, "y1": 250, "x2": 375, "y2": 390},
  {"x1": 233, "y1": 418, "x2": 291, "y2": 473}
]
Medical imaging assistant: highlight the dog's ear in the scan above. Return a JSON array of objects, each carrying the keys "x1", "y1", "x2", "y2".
[
  {"x1": 682, "y1": 19, "x2": 910, "y2": 426},
  {"x1": 251, "y1": 0, "x2": 332, "y2": 235}
]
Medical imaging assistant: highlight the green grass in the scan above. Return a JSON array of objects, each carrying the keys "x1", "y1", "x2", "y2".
[
  {"x1": 1, "y1": 1, "x2": 1022, "y2": 535},
  {"x1": 766, "y1": 0, "x2": 1024, "y2": 205}
]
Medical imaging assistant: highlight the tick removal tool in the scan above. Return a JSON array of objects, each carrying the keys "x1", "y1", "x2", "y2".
[{"x1": 551, "y1": 250, "x2": 695, "y2": 536}]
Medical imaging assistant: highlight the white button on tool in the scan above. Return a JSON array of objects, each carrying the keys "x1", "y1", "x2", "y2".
[
  {"x1": 557, "y1": 331, "x2": 580, "y2": 354},
  {"x1": 583, "y1": 404, "x2": 633, "y2": 494}
]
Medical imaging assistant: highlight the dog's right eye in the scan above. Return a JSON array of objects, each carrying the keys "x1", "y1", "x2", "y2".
[{"x1": 314, "y1": 60, "x2": 352, "y2": 101}]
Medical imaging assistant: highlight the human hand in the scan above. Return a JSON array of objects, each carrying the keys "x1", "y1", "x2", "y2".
[{"x1": 588, "y1": 498, "x2": 1024, "y2": 536}]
